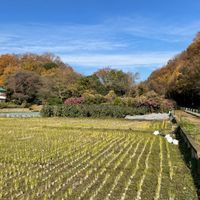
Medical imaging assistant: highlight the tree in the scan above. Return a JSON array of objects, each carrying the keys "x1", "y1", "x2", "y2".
[
  {"x1": 95, "y1": 68, "x2": 137, "y2": 96},
  {"x1": 42, "y1": 67, "x2": 81, "y2": 104},
  {"x1": 6, "y1": 70, "x2": 43, "y2": 104},
  {"x1": 0, "y1": 54, "x2": 19, "y2": 85},
  {"x1": 76, "y1": 74, "x2": 107, "y2": 95},
  {"x1": 144, "y1": 32, "x2": 200, "y2": 107}
]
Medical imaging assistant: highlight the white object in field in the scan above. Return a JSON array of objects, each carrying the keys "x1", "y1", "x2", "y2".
[
  {"x1": 153, "y1": 130, "x2": 160, "y2": 135},
  {"x1": 165, "y1": 134, "x2": 179, "y2": 145},
  {"x1": 165, "y1": 134, "x2": 171, "y2": 139},
  {"x1": 172, "y1": 139, "x2": 179, "y2": 145},
  {"x1": 165, "y1": 135, "x2": 173, "y2": 143}
]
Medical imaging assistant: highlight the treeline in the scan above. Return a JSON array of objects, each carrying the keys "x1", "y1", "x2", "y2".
[
  {"x1": 0, "y1": 53, "x2": 80, "y2": 105},
  {"x1": 144, "y1": 33, "x2": 200, "y2": 108},
  {"x1": 0, "y1": 53, "x2": 174, "y2": 113}
]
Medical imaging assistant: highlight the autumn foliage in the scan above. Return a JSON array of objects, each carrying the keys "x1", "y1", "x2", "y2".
[
  {"x1": 0, "y1": 51, "x2": 177, "y2": 112},
  {"x1": 144, "y1": 32, "x2": 200, "y2": 108},
  {"x1": 0, "y1": 53, "x2": 80, "y2": 105}
]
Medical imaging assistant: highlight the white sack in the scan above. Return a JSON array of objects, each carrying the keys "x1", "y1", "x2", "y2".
[
  {"x1": 153, "y1": 130, "x2": 160, "y2": 135},
  {"x1": 166, "y1": 136, "x2": 173, "y2": 143},
  {"x1": 172, "y1": 139, "x2": 179, "y2": 145}
]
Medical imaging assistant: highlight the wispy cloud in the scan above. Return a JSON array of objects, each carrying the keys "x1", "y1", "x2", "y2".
[
  {"x1": 0, "y1": 17, "x2": 199, "y2": 73},
  {"x1": 113, "y1": 17, "x2": 200, "y2": 42},
  {"x1": 60, "y1": 51, "x2": 178, "y2": 69}
]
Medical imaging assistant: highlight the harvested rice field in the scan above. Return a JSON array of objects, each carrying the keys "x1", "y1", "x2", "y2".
[{"x1": 0, "y1": 118, "x2": 197, "y2": 199}]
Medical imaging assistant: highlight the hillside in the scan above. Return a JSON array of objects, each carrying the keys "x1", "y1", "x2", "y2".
[
  {"x1": 0, "y1": 53, "x2": 79, "y2": 85},
  {"x1": 0, "y1": 53, "x2": 81, "y2": 105},
  {"x1": 145, "y1": 33, "x2": 200, "y2": 108}
]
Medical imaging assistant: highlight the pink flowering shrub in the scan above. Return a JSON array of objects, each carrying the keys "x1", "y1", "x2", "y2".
[{"x1": 64, "y1": 97, "x2": 84, "y2": 105}]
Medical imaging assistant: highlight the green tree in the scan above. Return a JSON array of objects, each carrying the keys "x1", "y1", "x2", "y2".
[
  {"x1": 76, "y1": 74, "x2": 107, "y2": 95},
  {"x1": 96, "y1": 68, "x2": 137, "y2": 96}
]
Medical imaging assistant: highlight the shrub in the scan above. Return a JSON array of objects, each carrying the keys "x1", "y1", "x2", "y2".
[
  {"x1": 160, "y1": 99, "x2": 176, "y2": 112},
  {"x1": 41, "y1": 105, "x2": 55, "y2": 117},
  {"x1": 113, "y1": 97, "x2": 124, "y2": 106},
  {"x1": 83, "y1": 94, "x2": 107, "y2": 104},
  {"x1": 142, "y1": 97, "x2": 161, "y2": 112},
  {"x1": 105, "y1": 90, "x2": 117, "y2": 102},
  {"x1": 64, "y1": 97, "x2": 84, "y2": 105},
  {"x1": 133, "y1": 93, "x2": 176, "y2": 112},
  {"x1": 41, "y1": 104, "x2": 149, "y2": 118},
  {"x1": 46, "y1": 97, "x2": 63, "y2": 105},
  {"x1": 121, "y1": 97, "x2": 137, "y2": 107}
]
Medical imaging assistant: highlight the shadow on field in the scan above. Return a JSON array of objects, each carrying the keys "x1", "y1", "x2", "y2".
[{"x1": 175, "y1": 129, "x2": 200, "y2": 198}]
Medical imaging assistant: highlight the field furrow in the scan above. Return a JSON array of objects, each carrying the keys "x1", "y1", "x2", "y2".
[
  {"x1": 104, "y1": 139, "x2": 144, "y2": 200},
  {"x1": 154, "y1": 137, "x2": 163, "y2": 200},
  {"x1": 120, "y1": 139, "x2": 150, "y2": 200},
  {"x1": 135, "y1": 137, "x2": 155, "y2": 200}
]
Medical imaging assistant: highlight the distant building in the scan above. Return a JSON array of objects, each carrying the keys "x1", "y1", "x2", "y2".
[{"x1": 0, "y1": 87, "x2": 6, "y2": 102}]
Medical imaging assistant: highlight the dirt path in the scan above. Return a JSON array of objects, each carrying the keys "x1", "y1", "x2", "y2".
[
  {"x1": 175, "y1": 110, "x2": 200, "y2": 147},
  {"x1": 175, "y1": 110, "x2": 200, "y2": 126}
]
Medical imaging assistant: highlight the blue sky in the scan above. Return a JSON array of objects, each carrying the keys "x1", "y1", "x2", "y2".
[{"x1": 1, "y1": 0, "x2": 200, "y2": 80}]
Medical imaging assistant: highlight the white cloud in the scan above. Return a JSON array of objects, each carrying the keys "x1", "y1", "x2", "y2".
[
  {"x1": 115, "y1": 17, "x2": 200, "y2": 42},
  {"x1": 61, "y1": 51, "x2": 178, "y2": 69},
  {"x1": 1, "y1": 17, "x2": 198, "y2": 54},
  {"x1": 0, "y1": 16, "x2": 199, "y2": 72}
]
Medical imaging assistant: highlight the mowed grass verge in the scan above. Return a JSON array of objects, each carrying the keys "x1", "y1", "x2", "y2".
[
  {"x1": 0, "y1": 118, "x2": 197, "y2": 199},
  {"x1": 176, "y1": 110, "x2": 200, "y2": 147}
]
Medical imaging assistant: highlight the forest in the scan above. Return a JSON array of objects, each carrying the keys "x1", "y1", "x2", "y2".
[
  {"x1": 1, "y1": 33, "x2": 200, "y2": 112},
  {"x1": 144, "y1": 32, "x2": 200, "y2": 108}
]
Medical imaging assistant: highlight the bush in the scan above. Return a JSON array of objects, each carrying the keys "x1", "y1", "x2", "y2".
[
  {"x1": 41, "y1": 104, "x2": 149, "y2": 118},
  {"x1": 83, "y1": 94, "x2": 106, "y2": 104},
  {"x1": 105, "y1": 90, "x2": 117, "y2": 102},
  {"x1": 160, "y1": 99, "x2": 176, "y2": 112},
  {"x1": 121, "y1": 97, "x2": 137, "y2": 107},
  {"x1": 113, "y1": 97, "x2": 124, "y2": 106},
  {"x1": 64, "y1": 97, "x2": 84, "y2": 105},
  {"x1": 46, "y1": 97, "x2": 63, "y2": 105},
  {"x1": 132, "y1": 91, "x2": 176, "y2": 112}
]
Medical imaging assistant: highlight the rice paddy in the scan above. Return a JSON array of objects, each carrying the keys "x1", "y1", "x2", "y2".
[{"x1": 0, "y1": 117, "x2": 197, "y2": 199}]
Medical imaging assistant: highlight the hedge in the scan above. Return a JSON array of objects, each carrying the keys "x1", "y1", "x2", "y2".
[{"x1": 41, "y1": 104, "x2": 149, "y2": 118}]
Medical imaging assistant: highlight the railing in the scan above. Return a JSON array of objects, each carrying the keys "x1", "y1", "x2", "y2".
[{"x1": 181, "y1": 107, "x2": 200, "y2": 117}]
